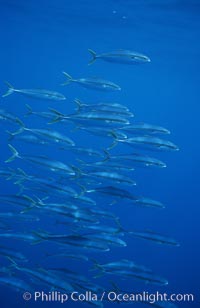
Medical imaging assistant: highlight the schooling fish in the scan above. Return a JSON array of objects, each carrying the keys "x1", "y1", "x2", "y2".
[
  {"x1": 88, "y1": 49, "x2": 151, "y2": 65},
  {"x1": 120, "y1": 123, "x2": 170, "y2": 135},
  {"x1": 9, "y1": 119, "x2": 75, "y2": 146},
  {"x1": 92, "y1": 259, "x2": 152, "y2": 273},
  {"x1": 5, "y1": 144, "x2": 76, "y2": 176},
  {"x1": 113, "y1": 135, "x2": 179, "y2": 151},
  {"x1": 129, "y1": 229, "x2": 180, "y2": 246},
  {"x1": 74, "y1": 99, "x2": 133, "y2": 117},
  {"x1": 62, "y1": 72, "x2": 121, "y2": 92},
  {"x1": 0, "y1": 109, "x2": 19, "y2": 125},
  {"x1": 2, "y1": 82, "x2": 66, "y2": 101}
]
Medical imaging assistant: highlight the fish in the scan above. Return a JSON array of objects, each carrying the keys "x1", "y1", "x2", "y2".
[
  {"x1": 88, "y1": 49, "x2": 151, "y2": 65},
  {"x1": 78, "y1": 126, "x2": 127, "y2": 139},
  {"x1": 10, "y1": 260, "x2": 74, "y2": 292},
  {"x1": 136, "y1": 197, "x2": 165, "y2": 209},
  {"x1": 33, "y1": 231, "x2": 110, "y2": 251},
  {"x1": 81, "y1": 170, "x2": 136, "y2": 186},
  {"x1": 6, "y1": 144, "x2": 76, "y2": 176},
  {"x1": 0, "y1": 46, "x2": 179, "y2": 302},
  {"x1": 0, "y1": 109, "x2": 19, "y2": 125},
  {"x1": 86, "y1": 186, "x2": 139, "y2": 202},
  {"x1": 62, "y1": 72, "x2": 121, "y2": 91},
  {"x1": 94, "y1": 267, "x2": 168, "y2": 285},
  {"x1": 9, "y1": 118, "x2": 75, "y2": 146},
  {"x1": 70, "y1": 147, "x2": 104, "y2": 158},
  {"x1": 81, "y1": 224, "x2": 124, "y2": 235},
  {"x1": 83, "y1": 233, "x2": 127, "y2": 247},
  {"x1": 8, "y1": 133, "x2": 49, "y2": 145},
  {"x1": 0, "y1": 194, "x2": 38, "y2": 209},
  {"x1": 25, "y1": 104, "x2": 55, "y2": 119},
  {"x1": 10, "y1": 170, "x2": 78, "y2": 198},
  {"x1": 35, "y1": 203, "x2": 99, "y2": 224},
  {"x1": 49, "y1": 109, "x2": 130, "y2": 132},
  {"x1": 86, "y1": 187, "x2": 164, "y2": 209},
  {"x1": 49, "y1": 109, "x2": 129, "y2": 127},
  {"x1": 113, "y1": 135, "x2": 179, "y2": 151},
  {"x1": 104, "y1": 152, "x2": 167, "y2": 168},
  {"x1": 2, "y1": 81, "x2": 66, "y2": 101},
  {"x1": 129, "y1": 230, "x2": 180, "y2": 246},
  {"x1": 0, "y1": 232, "x2": 38, "y2": 242},
  {"x1": 49, "y1": 267, "x2": 89, "y2": 283},
  {"x1": 92, "y1": 259, "x2": 152, "y2": 273},
  {"x1": 74, "y1": 99, "x2": 134, "y2": 117},
  {"x1": 120, "y1": 123, "x2": 170, "y2": 135}
]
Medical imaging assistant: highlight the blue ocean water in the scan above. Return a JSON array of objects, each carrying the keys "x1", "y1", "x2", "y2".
[{"x1": 0, "y1": 1, "x2": 199, "y2": 307}]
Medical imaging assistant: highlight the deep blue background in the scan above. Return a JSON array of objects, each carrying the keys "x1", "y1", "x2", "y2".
[{"x1": 0, "y1": 0, "x2": 199, "y2": 307}]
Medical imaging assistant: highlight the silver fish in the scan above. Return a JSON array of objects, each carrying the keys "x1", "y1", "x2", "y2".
[
  {"x1": 33, "y1": 231, "x2": 110, "y2": 251},
  {"x1": 6, "y1": 145, "x2": 75, "y2": 176},
  {"x1": 92, "y1": 259, "x2": 152, "y2": 273},
  {"x1": 136, "y1": 197, "x2": 165, "y2": 209},
  {"x1": 0, "y1": 109, "x2": 19, "y2": 124},
  {"x1": 88, "y1": 49, "x2": 151, "y2": 65},
  {"x1": 10, "y1": 119, "x2": 75, "y2": 147},
  {"x1": 129, "y1": 230, "x2": 180, "y2": 246},
  {"x1": 62, "y1": 72, "x2": 121, "y2": 91},
  {"x1": 86, "y1": 171, "x2": 136, "y2": 186},
  {"x1": 74, "y1": 99, "x2": 133, "y2": 117},
  {"x1": 105, "y1": 152, "x2": 167, "y2": 168},
  {"x1": 120, "y1": 123, "x2": 170, "y2": 135},
  {"x1": 116, "y1": 135, "x2": 179, "y2": 151},
  {"x1": 2, "y1": 82, "x2": 66, "y2": 101},
  {"x1": 11, "y1": 260, "x2": 74, "y2": 292}
]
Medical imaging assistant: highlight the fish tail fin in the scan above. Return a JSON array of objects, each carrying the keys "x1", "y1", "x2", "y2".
[
  {"x1": 71, "y1": 166, "x2": 83, "y2": 179},
  {"x1": 107, "y1": 140, "x2": 118, "y2": 150},
  {"x1": 115, "y1": 217, "x2": 125, "y2": 233},
  {"x1": 77, "y1": 183, "x2": 87, "y2": 196},
  {"x1": 88, "y1": 49, "x2": 97, "y2": 65},
  {"x1": 110, "y1": 281, "x2": 121, "y2": 293},
  {"x1": 7, "y1": 257, "x2": 20, "y2": 270},
  {"x1": 5, "y1": 144, "x2": 21, "y2": 163},
  {"x1": 16, "y1": 117, "x2": 25, "y2": 128},
  {"x1": 74, "y1": 98, "x2": 86, "y2": 112},
  {"x1": 25, "y1": 104, "x2": 33, "y2": 116},
  {"x1": 61, "y1": 71, "x2": 73, "y2": 85},
  {"x1": 6, "y1": 130, "x2": 14, "y2": 141},
  {"x1": 90, "y1": 259, "x2": 103, "y2": 271},
  {"x1": 7, "y1": 127, "x2": 24, "y2": 137},
  {"x1": 48, "y1": 108, "x2": 65, "y2": 124},
  {"x1": 16, "y1": 184, "x2": 27, "y2": 195},
  {"x1": 106, "y1": 131, "x2": 119, "y2": 150},
  {"x1": 2, "y1": 81, "x2": 15, "y2": 97},
  {"x1": 22, "y1": 194, "x2": 37, "y2": 206},
  {"x1": 31, "y1": 231, "x2": 45, "y2": 244},
  {"x1": 17, "y1": 168, "x2": 28, "y2": 177},
  {"x1": 101, "y1": 149, "x2": 110, "y2": 162},
  {"x1": 8, "y1": 118, "x2": 25, "y2": 136}
]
